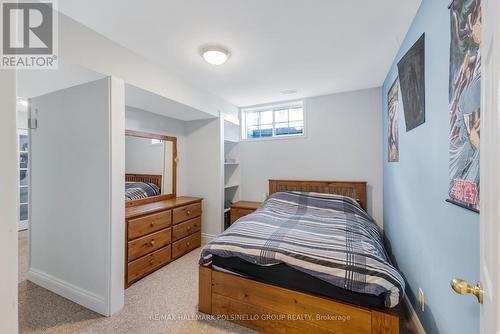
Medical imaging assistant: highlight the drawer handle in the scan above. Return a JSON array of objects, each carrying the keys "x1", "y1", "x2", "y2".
[
  {"x1": 187, "y1": 242, "x2": 191, "y2": 247},
  {"x1": 149, "y1": 259, "x2": 154, "y2": 265},
  {"x1": 148, "y1": 240, "x2": 155, "y2": 246},
  {"x1": 186, "y1": 210, "x2": 191, "y2": 215},
  {"x1": 187, "y1": 226, "x2": 191, "y2": 231},
  {"x1": 150, "y1": 223, "x2": 155, "y2": 227}
]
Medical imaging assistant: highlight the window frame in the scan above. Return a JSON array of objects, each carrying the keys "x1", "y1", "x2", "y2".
[{"x1": 240, "y1": 100, "x2": 306, "y2": 141}]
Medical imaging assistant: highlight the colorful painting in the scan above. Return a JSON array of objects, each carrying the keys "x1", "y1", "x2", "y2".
[
  {"x1": 388, "y1": 78, "x2": 400, "y2": 162},
  {"x1": 448, "y1": 0, "x2": 481, "y2": 212},
  {"x1": 397, "y1": 34, "x2": 426, "y2": 132}
]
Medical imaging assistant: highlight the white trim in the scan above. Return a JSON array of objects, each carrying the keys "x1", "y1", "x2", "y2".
[
  {"x1": 240, "y1": 132, "x2": 307, "y2": 143},
  {"x1": 403, "y1": 295, "x2": 426, "y2": 334},
  {"x1": 202, "y1": 233, "x2": 217, "y2": 244},
  {"x1": 106, "y1": 76, "x2": 125, "y2": 316},
  {"x1": 219, "y1": 115, "x2": 227, "y2": 236},
  {"x1": 27, "y1": 99, "x2": 32, "y2": 277},
  {"x1": 27, "y1": 268, "x2": 106, "y2": 315},
  {"x1": 105, "y1": 76, "x2": 112, "y2": 317}
]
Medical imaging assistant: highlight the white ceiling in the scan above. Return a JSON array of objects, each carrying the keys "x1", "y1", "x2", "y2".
[
  {"x1": 58, "y1": 0, "x2": 421, "y2": 107},
  {"x1": 17, "y1": 61, "x2": 215, "y2": 121},
  {"x1": 125, "y1": 84, "x2": 217, "y2": 121},
  {"x1": 17, "y1": 61, "x2": 105, "y2": 99}
]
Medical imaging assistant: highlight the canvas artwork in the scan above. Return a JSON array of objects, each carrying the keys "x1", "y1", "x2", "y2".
[
  {"x1": 397, "y1": 34, "x2": 426, "y2": 132},
  {"x1": 448, "y1": 0, "x2": 481, "y2": 212},
  {"x1": 388, "y1": 78, "x2": 400, "y2": 162}
]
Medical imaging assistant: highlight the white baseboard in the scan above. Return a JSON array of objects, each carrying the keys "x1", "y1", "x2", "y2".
[
  {"x1": 201, "y1": 233, "x2": 217, "y2": 244},
  {"x1": 403, "y1": 295, "x2": 426, "y2": 334},
  {"x1": 27, "y1": 268, "x2": 107, "y2": 315}
]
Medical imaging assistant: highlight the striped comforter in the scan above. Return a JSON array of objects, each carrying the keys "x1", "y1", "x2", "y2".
[
  {"x1": 125, "y1": 182, "x2": 160, "y2": 200},
  {"x1": 200, "y1": 191, "x2": 405, "y2": 308}
]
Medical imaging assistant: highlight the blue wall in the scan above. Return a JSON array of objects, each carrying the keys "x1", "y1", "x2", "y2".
[{"x1": 382, "y1": 1, "x2": 480, "y2": 333}]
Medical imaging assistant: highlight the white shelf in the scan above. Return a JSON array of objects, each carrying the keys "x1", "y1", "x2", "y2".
[{"x1": 223, "y1": 119, "x2": 241, "y2": 228}]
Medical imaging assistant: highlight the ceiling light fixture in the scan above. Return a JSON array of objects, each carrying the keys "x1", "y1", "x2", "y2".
[{"x1": 201, "y1": 46, "x2": 230, "y2": 65}]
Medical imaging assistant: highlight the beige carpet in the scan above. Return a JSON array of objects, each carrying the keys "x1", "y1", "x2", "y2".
[{"x1": 18, "y1": 231, "x2": 416, "y2": 334}]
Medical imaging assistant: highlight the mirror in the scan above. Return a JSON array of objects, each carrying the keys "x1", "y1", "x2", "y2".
[{"x1": 125, "y1": 130, "x2": 177, "y2": 201}]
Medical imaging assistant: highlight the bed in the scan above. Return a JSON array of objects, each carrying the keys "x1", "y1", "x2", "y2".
[
  {"x1": 125, "y1": 174, "x2": 162, "y2": 200},
  {"x1": 198, "y1": 180, "x2": 403, "y2": 334}
]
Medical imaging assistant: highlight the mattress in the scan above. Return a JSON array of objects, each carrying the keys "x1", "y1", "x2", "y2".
[
  {"x1": 212, "y1": 255, "x2": 385, "y2": 309},
  {"x1": 200, "y1": 191, "x2": 405, "y2": 308}
]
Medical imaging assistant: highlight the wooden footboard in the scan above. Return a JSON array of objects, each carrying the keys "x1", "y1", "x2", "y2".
[{"x1": 199, "y1": 266, "x2": 399, "y2": 334}]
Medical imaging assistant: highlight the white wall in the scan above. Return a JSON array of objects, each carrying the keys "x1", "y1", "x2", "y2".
[
  {"x1": 239, "y1": 88, "x2": 384, "y2": 225},
  {"x1": 125, "y1": 136, "x2": 165, "y2": 175},
  {"x1": 28, "y1": 78, "x2": 124, "y2": 315},
  {"x1": 125, "y1": 106, "x2": 188, "y2": 196},
  {"x1": 17, "y1": 105, "x2": 28, "y2": 129},
  {"x1": 126, "y1": 108, "x2": 224, "y2": 240},
  {"x1": 0, "y1": 69, "x2": 18, "y2": 334},
  {"x1": 185, "y1": 118, "x2": 223, "y2": 240},
  {"x1": 224, "y1": 118, "x2": 240, "y2": 142}
]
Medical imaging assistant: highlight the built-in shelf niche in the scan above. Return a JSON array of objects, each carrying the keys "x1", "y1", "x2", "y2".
[{"x1": 223, "y1": 118, "x2": 241, "y2": 230}]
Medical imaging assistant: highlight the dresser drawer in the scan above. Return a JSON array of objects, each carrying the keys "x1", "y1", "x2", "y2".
[
  {"x1": 230, "y1": 208, "x2": 255, "y2": 224},
  {"x1": 172, "y1": 231, "x2": 201, "y2": 259},
  {"x1": 128, "y1": 210, "x2": 171, "y2": 240},
  {"x1": 172, "y1": 202, "x2": 202, "y2": 224},
  {"x1": 172, "y1": 217, "x2": 201, "y2": 242},
  {"x1": 127, "y1": 246, "x2": 171, "y2": 284},
  {"x1": 128, "y1": 228, "x2": 172, "y2": 262}
]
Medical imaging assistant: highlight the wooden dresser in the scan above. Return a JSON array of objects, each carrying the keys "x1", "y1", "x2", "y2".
[
  {"x1": 125, "y1": 196, "x2": 203, "y2": 287},
  {"x1": 230, "y1": 201, "x2": 262, "y2": 224}
]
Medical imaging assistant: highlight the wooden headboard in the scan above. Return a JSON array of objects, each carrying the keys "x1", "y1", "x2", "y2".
[
  {"x1": 269, "y1": 179, "x2": 367, "y2": 210},
  {"x1": 126, "y1": 174, "x2": 162, "y2": 192}
]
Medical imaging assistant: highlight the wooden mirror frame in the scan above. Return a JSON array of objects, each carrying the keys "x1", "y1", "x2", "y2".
[{"x1": 125, "y1": 129, "x2": 178, "y2": 207}]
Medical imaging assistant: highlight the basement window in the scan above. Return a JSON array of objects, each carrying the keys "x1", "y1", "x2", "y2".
[{"x1": 241, "y1": 101, "x2": 305, "y2": 140}]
